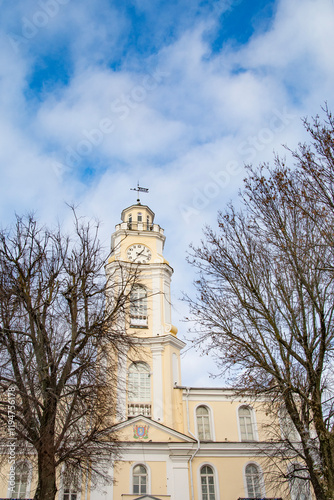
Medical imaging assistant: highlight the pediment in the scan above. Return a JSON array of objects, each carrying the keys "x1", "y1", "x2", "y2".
[{"x1": 113, "y1": 415, "x2": 195, "y2": 443}]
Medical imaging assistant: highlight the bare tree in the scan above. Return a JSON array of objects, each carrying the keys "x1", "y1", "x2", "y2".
[
  {"x1": 185, "y1": 108, "x2": 334, "y2": 500},
  {"x1": 0, "y1": 212, "x2": 139, "y2": 500}
]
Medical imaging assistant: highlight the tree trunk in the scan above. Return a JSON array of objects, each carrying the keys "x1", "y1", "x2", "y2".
[
  {"x1": 33, "y1": 403, "x2": 58, "y2": 500},
  {"x1": 33, "y1": 446, "x2": 57, "y2": 500}
]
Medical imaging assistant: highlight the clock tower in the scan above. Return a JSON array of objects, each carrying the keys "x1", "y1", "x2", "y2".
[{"x1": 106, "y1": 202, "x2": 184, "y2": 428}]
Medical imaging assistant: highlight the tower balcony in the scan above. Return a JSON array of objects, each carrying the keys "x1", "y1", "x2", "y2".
[{"x1": 114, "y1": 221, "x2": 164, "y2": 235}]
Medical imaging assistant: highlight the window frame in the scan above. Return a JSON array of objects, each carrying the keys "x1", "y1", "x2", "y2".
[
  {"x1": 128, "y1": 362, "x2": 151, "y2": 403},
  {"x1": 197, "y1": 463, "x2": 219, "y2": 500},
  {"x1": 130, "y1": 463, "x2": 151, "y2": 495},
  {"x1": 195, "y1": 404, "x2": 214, "y2": 441},
  {"x1": 243, "y1": 462, "x2": 265, "y2": 499},
  {"x1": 63, "y1": 487, "x2": 78, "y2": 500},
  {"x1": 130, "y1": 285, "x2": 148, "y2": 328},
  {"x1": 237, "y1": 404, "x2": 258, "y2": 442}
]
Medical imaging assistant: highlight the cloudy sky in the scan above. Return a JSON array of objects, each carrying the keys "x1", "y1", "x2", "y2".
[{"x1": 1, "y1": 0, "x2": 334, "y2": 385}]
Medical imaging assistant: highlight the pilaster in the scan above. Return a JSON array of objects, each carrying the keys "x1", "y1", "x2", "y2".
[{"x1": 150, "y1": 344, "x2": 165, "y2": 422}]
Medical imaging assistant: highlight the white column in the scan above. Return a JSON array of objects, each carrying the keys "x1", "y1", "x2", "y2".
[
  {"x1": 116, "y1": 348, "x2": 128, "y2": 421},
  {"x1": 152, "y1": 271, "x2": 162, "y2": 335},
  {"x1": 170, "y1": 456, "x2": 190, "y2": 500},
  {"x1": 164, "y1": 280, "x2": 171, "y2": 324},
  {"x1": 151, "y1": 344, "x2": 164, "y2": 421}
]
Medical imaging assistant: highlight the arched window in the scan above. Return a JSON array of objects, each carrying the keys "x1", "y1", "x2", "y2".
[
  {"x1": 130, "y1": 285, "x2": 148, "y2": 327},
  {"x1": 128, "y1": 362, "x2": 151, "y2": 417},
  {"x1": 196, "y1": 406, "x2": 212, "y2": 440},
  {"x1": 10, "y1": 461, "x2": 30, "y2": 499},
  {"x1": 133, "y1": 464, "x2": 147, "y2": 494},
  {"x1": 245, "y1": 463, "x2": 263, "y2": 498},
  {"x1": 200, "y1": 465, "x2": 216, "y2": 500},
  {"x1": 239, "y1": 406, "x2": 256, "y2": 441}
]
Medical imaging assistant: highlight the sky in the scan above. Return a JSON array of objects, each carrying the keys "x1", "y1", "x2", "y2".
[{"x1": 1, "y1": 0, "x2": 334, "y2": 386}]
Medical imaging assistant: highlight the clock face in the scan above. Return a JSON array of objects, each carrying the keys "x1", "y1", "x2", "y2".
[{"x1": 127, "y1": 244, "x2": 152, "y2": 263}]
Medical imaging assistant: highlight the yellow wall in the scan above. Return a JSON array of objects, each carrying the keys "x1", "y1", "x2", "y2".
[
  {"x1": 191, "y1": 455, "x2": 284, "y2": 500},
  {"x1": 183, "y1": 397, "x2": 279, "y2": 442},
  {"x1": 113, "y1": 460, "x2": 168, "y2": 497}
]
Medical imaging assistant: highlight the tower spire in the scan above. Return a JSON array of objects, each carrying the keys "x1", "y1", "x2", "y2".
[{"x1": 130, "y1": 182, "x2": 149, "y2": 204}]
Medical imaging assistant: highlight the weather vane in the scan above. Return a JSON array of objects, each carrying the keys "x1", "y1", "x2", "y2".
[{"x1": 131, "y1": 182, "x2": 149, "y2": 203}]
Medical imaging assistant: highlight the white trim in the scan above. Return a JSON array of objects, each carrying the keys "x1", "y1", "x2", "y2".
[
  {"x1": 151, "y1": 344, "x2": 164, "y2": 421},
  {"x1": 120, "y1": 451, "x2": 174, "y2": 462},
  {"x1": 131, "y1": 334, "x2": 185, "y2": 351},
  {"x1": 236, "y1": 404, "x2": 259, "y2": 442},
  {"x1": 170, "y1": 455, "x2": 191, "y2": 500},
  {"x1": 172, "y1": 353, "x2": 180, "y2": 386},
  {"x1": 116, "y1": 347, "x2": 129, "y2": 420},
  {"x1": 130, "y1": 462, "x2": 151, "y2": 495},
  {"x1": 243, "y1": 461, "x2": 266, "y2": 498},
  {"x1": 113, "y1": 440, "x2": 278, "y2": 457},
  {"x1": 164, "y1": 280, "x2": 171, "y2": 324},
  {"x1": 166, "y1": 455, "x2": 174, "y2": 496},
  {"x1": 194, "y1": 403, "x2": 216, "y2": 441},
  {"x1": 181, "y1": 388, "x2": 269, "y2": 402},
  {"x1": 197, "y1": 462, "x2": 220, "y2": 500},
  {"x1": 152, "y1": 272, "x2": 161, "y2": 335}
]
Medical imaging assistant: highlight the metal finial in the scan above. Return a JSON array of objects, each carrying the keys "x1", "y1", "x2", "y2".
[{"x1": 130, "y1": 182, "x2": 149, "y2": 204}]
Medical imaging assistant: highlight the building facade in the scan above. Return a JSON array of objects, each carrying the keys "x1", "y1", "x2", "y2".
[
  {"x1": 89, "y1": 202, "x2": 284, "y2": 500},
  {"x1": 0, "y1": 203, "x2": 297, "y2": 500}
]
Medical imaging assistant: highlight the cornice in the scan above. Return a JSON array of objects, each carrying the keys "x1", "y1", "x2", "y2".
[
  {"x1": 105, "y1": 259, "x2": 174, "y2": 275},
  {"x1": 134, "y1": 334, "x2": 186, "y2": 350},
  {"x1": 117, "y1": 440, "x2": 282, "y2": 457},
  {"x1": 178, "y1": 387, "x2": 270, "y2": 402},
  {"x1": 112, "y1": 227, "x2": 166, "y2": 242}
]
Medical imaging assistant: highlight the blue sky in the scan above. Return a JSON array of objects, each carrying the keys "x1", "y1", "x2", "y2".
[
  {"x1": 1, "y1": 0, "x2": 334, "y2": 385},
  {"x1": 9, "y1": 1, "x2": 277, "y2": 100}
]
